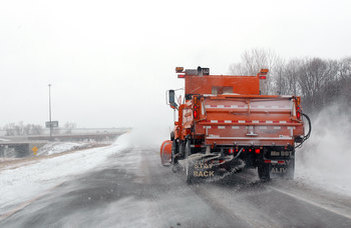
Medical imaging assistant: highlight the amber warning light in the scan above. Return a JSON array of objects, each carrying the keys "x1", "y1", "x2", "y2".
[
  {"x1": 176, "y1": 67, "x2": 185, "y2": 78},
  {"x1": 175, "y1": 67, "x2": 184, "y2": 73},
  {"x1": 258, "y1": 68, "x2": 269, "y2": 80}
]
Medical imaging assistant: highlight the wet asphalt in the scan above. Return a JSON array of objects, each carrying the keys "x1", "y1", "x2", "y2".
[{"x1": 1, "y1": 146, "x2": 351, "y2": 228}]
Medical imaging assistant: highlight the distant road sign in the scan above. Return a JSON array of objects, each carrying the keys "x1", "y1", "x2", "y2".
[
  {"x1": 46, "y1": 121, "x2": 59, "y2": 128},
  {"x1": 32, "y1": 146, "x2": 38, "y2": 155}
]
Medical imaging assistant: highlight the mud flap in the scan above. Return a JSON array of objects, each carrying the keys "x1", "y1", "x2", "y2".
[
  {"x1": 271, "y1": 157, "x2": 295, "y2": 180},
  {"x1": 258, "y1": 163, "x2": 271, "y2": 181}
]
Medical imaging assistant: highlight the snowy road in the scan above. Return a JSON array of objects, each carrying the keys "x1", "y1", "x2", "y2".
[{"x1": 1, "y1": 142, "x2": 351, "y2": 227}]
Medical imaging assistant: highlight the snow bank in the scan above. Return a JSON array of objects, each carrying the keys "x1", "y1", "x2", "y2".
[
  {"x1": 37, "y1": 142, "x2": 91, "y2": 155},
  {"x1": 296, "y1": 104, "x2": 351, "y2": 196},
  {"x1": 0, "y1": 135, "x2": 129, "y2": 213}
]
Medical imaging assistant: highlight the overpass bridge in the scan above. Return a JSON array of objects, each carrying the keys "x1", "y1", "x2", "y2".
[
  {"x1": 0, "y1": 141, "x2": 47, "y2": 158},
  {"x1": 0, "y1": 129, "x2": 128, "y2": 158}
]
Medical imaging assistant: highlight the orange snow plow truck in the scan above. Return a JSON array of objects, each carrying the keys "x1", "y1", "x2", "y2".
[{"x1": 160, "y1": 67, "x2": 311, "y2": 183}]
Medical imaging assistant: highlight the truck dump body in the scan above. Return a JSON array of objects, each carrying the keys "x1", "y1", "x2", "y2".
[{"x1": 194, "y1": 95, "x2": 304, "y2": 146}]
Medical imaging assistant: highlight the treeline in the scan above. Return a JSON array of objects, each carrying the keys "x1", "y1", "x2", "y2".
[
  {"x1": 2, "y1": 122, "x2": 43, "y2": 136},
  {"x1": 230, "y1": 49, "x2": 351, "y2": 114},
  {"x1": 1, "y1": 122, "x2": 77, "y2": 136}
]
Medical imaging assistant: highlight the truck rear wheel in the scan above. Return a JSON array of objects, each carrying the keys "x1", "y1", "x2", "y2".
[
  {"x1": 258, "y1": 163, "x2": 270, "y2": 181},
  {"x1": 171, "y1": 140, "x2": 178, "y2": 165}
]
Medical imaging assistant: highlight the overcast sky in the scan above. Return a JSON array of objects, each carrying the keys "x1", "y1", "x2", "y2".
[{"x1": 0, "y1": 0, "x2": 350, "y2": 130}]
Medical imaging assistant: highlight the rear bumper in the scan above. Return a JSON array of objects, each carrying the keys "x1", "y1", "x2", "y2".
[{"x1": 205, "y1": 136, "x2": 295, "y2": 146}]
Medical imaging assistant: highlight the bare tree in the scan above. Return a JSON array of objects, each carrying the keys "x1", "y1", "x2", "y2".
[
  {"x1": 338, "y1": 57, "x2": 351, "y2": 80},
  {"x1": 229, "y1": 49, "x2": 351, "y2": 114},
  {"x1": 229, "y1": 48, "x2": 281, "y2": 75},
  {"x1": 4, "y1": 123, "x2": 16, "y2": 136},
  {"x1": 64, "y1": 122, "x2": 77, "y2": 134},
  {"x1": 278, "y1": 59, "x2": 304, "y2": 95},
  {"x1": 297, "y1": 58, "x2": 338, "y2": 112},
  {"x1": 229, "y1": 48, "x2": 283, "y2": 94},
  {"x1": 24, "y1": 124, "x2": 43, "y2": 135},
  {"x1": 3, "y1": 122, "x2": 43, "y2": 136},
  {"x1": 274, "y1": 60, "x2": 288, "y2": 95}
]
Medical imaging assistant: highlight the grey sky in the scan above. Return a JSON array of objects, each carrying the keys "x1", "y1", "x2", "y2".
[{"x1": 0, "y1": 0, "x2": 350, "y2": 129}]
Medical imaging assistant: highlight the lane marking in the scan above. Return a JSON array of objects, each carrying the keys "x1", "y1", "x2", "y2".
[
  {"x1": 234, "y1": 172, "x2": 351, "y2": 220},
  {"x1": 268, "y1": 186, "x2": 351, "y2": 220},
  {"x1": 0, "y1": 182, "x2": 65, "y2": 222}
]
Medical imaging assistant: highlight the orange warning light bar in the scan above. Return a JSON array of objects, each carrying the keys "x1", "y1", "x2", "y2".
[{"x1": 175, "y1": 67, "x2": 184, "y2": 73}]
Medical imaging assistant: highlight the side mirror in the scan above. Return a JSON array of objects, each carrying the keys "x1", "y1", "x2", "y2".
[
  {"x1": 169, "y1": 90, "x2": 175, "y2": 104},
  {"x1": 168, "y1": 90, "x2": 178, "y2": 109}
]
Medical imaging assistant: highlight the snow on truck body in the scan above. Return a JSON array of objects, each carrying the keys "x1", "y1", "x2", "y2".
[{"x1": 160, "y1": 67, "x2": 310, "y2": 182}]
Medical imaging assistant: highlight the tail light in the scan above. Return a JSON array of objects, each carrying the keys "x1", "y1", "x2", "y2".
[
  {"x1": 296, "y1": 106, "x2": 301, "y2": 119},
  {"x1": 193, "y1": 108, "x2": 198, "y2": 118},
  {"x1": 193, "y1": 96, "x2": 201, "y2": 120},
  {"x1": 295, "y1": 97, "x2": 302, "y2": 120},
  {"x1": 255, "y1": 148, "x2": 260, "y2": 154},
  {"x1": 228, "y1": 148, "x2": 234, "y2": 154}
]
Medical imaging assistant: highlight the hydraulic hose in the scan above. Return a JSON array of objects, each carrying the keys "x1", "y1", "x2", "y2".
[
  {"x1": 233, "y1": 148, "x2": 244, "y2": 160},
  {"x1": 302, "y1": 113, "x2": 312, "y2": 141},
  {"x1": 295, "y1": 112, "x2": 312, "y2": 148}
]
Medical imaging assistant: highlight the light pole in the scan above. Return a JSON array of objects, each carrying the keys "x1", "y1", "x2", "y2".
[{"x1": 48, "y1": 84, "x2": 52, "y2": 140}]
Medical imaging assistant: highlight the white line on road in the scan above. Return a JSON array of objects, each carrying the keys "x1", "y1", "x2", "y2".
[
  {"x1": 233, "y1": 171, "x2": 351, "y2": 220},
  {"x1": 0, "y1": 182, "x2": 65, "y2": 222},
  {"x1": 268, "y1": 186, "x2": 351, "y2": 220}
]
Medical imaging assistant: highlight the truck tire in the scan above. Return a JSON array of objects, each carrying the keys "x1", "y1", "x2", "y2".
[
  {"x1": 170, "y1": 131, "x2": 175, "y2": 141},
  {"x1": 179, "y1": 141, "x2": 186, "y2": 159},
  {"x1": 171, "y1": 140, "x2": 178, "y2": 165},
  {"x1": 184, "y1": 140, "x2": 195, "y2": 184},
  {"x1": 258, "y1": 163, "x2": 270, "y2": 181},
  {"x1": 171, "y1": 140, "x2": 183, "y2": 173}
]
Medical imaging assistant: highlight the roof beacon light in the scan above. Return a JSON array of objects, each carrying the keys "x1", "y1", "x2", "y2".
[
  {"x1": 258, "y1": 68, "x2": 269, "y2": 80},
  {"x1": 175, "y1": 67, "x2": 184, "y2": 73}
]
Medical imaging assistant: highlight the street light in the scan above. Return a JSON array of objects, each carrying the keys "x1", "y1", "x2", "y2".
[
  {"x1": 48, "y1": 84, "x2": 52, "y2": 140},
  {"x1": 46, "y1": 84, "x2": 58, "y2": 140}
]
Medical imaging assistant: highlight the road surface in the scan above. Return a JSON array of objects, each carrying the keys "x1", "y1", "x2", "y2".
[{"x1": 1, "y1": 145, "x2": 351, "y2": 227}]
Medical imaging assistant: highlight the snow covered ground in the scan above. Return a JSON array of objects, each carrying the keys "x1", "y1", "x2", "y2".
[
  {"x1": 1, "y1": 120, "x2": 351, "y2": 219},
  {"x1": 37, "y1": 142, "x2": 93, "y2": 155},
  {"x1": 0, "y1": 134, "x2": 131, "y2": 214}
]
